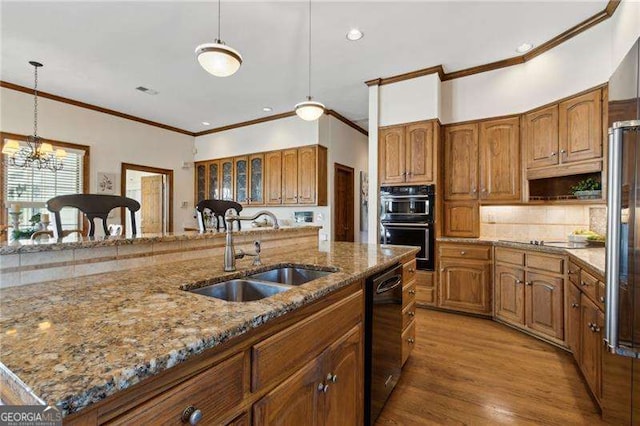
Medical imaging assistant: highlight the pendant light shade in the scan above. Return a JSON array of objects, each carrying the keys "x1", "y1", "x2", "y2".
[
  {"x1": 195, "y1": 42, "x2": 242, "y2": 77},
  {"x1": 295, "y1": 99, "x2": 325, "y2": 121}
]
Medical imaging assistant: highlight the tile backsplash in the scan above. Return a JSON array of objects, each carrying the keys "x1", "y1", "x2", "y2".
[{"x1": 480, "y1": 205, "x2": 603, "y2": 240}]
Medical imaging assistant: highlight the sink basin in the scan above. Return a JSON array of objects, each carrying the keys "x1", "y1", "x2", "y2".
[
  {"x1": 248, "y1": 267, "x2": 333, "y2": 286},
  {"x1": 190, "y1": 279, "x2": 291, "y2": 302}
]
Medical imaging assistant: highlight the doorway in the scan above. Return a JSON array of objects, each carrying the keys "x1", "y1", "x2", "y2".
[
  {"x1": 334, "y1": 163, "x2": 355, "y2": 242},
  {"x1": 121, "y1": 163, "x2": 173, "y2": 234}
]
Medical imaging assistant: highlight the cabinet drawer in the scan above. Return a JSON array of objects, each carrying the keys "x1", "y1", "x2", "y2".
[
  {"x1": 495, "y1": 248, "x2": 525, "y2": 266},
  {"x1": 402, "y1": 301, "x2": 416, "y2": 330},
  {"x1": 251, "y1": 290, "x2": 362, "y2": 392},
  {"x1": 403, "y1": 259, "x2": 417, "y2": 283},
  {"x1": 580, "y1": 269, "x2": 599, "y2": 303},
  {"x1": 109, "y1": 352, "x2": 247, "y2": 425},
  {"x1": 526, "y1": 252, "x2": 565, "y2": 275},
  {"x1": 568, "y1": 261, "x2": 581, "y2": 286},
  {"x1": 402, "y1": 320, "x2": 416, "y2": 366},
  {"x1": 439, "y1": 244, "x2": 491, "y2": 261},
  {"x1": 403, "y1": 280, "x2": 416, "y2": 308}
]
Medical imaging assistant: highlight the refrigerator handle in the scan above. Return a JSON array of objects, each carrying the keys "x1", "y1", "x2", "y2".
[{"x1": 605, "y1": 126, "x2": 622, "y2": 352}]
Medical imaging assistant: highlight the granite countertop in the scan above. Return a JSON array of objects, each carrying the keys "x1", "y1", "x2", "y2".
[
  {"x1": 0, "y1": 225, "x2": 321, "y2": 255},
  {"x1": 0, "y1": 241, "x2": 418, "y2": 416},
  {"x1": 437, "y1": 237, "x2": 605, "y2": 276}
]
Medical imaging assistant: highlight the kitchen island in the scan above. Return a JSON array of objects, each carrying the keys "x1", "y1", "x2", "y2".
[{"x1": 0, "y1": 237, "x2": 418, "y2": 424}]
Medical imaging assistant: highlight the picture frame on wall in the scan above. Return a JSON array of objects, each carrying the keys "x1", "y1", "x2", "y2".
[
  {"x1": 360, "y1": 171, "x2": 368, "y2": 232},
  {"x1": 97, "y1": 172, "x2": 116, "y2": 194}
]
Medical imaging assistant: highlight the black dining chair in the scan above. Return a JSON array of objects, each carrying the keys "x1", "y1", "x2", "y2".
[
  {"x1": 196, "y1": 199, "x2": 243, "y2": 232},
  {"x1": 46, "y1": 194, "x2": 141, "y2": 238}
]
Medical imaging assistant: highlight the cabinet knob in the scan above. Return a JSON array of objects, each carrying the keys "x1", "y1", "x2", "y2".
[
  {"x1": 460, "y1": 251, "x2": 466, "y2": 255},
  {"x1": 550, "y1": 152, "x2": 557, "y2": 157},
  {"x1": 515, "y1": 279, "x2": 522, "y2": 284},
  {"x1": 409, "y1": 267, "x2": 415, "y2": 273},
  {"x1": 481, "y1": 188, "x2": 487, "y2": 192},
  {"x1": 525, "y1": 281, "x2": 532, "y2": 286},
  {"x1": 318, "y1": 383, "x2": 329, "y2": 393},
  {"x1": 560, "y1": 149, "x2": 567, "y2": 154},
  {"x1": 326, "y1": 373, "x2": 338, "y2": 383},
  {"x1": 472, "y1": 188, "x2": 477, "y2": 193},
  {"x1": 600, "y1": 296, "x2": 605, "y2": 302},
  {"x1": 581, "y1": 281, "x2": 587, "y2": 286},
  {"x1": 408, "y1": 311, "x2": 415, "y2": 317},
  {"x1": 571, "y1": 303, "x2": 579, "y2": 308},
  {"x1": 408, "y1": 289, "x2": 416, "y2": 295},
  {"x1": 181, "y1": 406, "x2": 203, "y2": 425},
  {"x1": 408, "y1": 338, "x2": 415, "y2": 344}
]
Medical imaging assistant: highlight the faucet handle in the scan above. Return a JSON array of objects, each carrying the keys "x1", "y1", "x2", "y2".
[{"x1": 254, "y1": 241, "x2": 261, "y2": 254}]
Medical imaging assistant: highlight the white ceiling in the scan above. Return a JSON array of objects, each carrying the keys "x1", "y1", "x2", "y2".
[{"x1": 0, "y1": 1, "x2": 607, "y2": 132}]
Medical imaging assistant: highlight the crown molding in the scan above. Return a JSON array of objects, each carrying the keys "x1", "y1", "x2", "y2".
[
  {"x1": 325, "y1": 109, "x2": 368, "y2": 136},
  {"x1": 0, "y1": 81, "x2": 195, "y2": 136},
  {"x1": 194, "y1": 111, "x2": 297, "y2": 136},
  {"x1": 366, "y1": 0, "x2": 621, "y2": 86}
]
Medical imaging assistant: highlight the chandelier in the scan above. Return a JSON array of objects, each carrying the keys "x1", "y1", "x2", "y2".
[{"x1": 2, "y1": 61, "x2": 66, "y2": 171}]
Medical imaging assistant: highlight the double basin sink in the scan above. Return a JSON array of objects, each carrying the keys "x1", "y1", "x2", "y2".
[{"x1": 189, "y1": 266, "x2": 335, "y2": 302}]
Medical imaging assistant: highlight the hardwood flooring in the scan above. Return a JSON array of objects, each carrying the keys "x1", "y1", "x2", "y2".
[{"x1": 376, "y1": 309, "x2": 604, "y2": 425}]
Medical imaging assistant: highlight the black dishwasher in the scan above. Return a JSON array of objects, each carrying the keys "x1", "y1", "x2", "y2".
[{"x1": 365, "y1": 263, "x2": 403, "y2": 425}]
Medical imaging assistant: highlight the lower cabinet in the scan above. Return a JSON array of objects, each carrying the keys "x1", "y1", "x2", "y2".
[
  {"x1": 580, "y1": 294, "x2": 604, "y2": 402},
  {"x1": 437, "y1": 243, "x2": 492, "y2": 315},
  {"x1": 253, "y1": 324, "x2": 362, "y2": 426},
  {"x1": 414, "y1": 270, "x2": 435, "y2": 306},
  {"x1": 567, "y1": 283, "x2": 582, "y2": 362},
  {"x1": 402, "y1": 258, "x2": 418, "y2": 364},
  {"x1": 494, "y1": 248, "x2": 565, "y2": 343}
]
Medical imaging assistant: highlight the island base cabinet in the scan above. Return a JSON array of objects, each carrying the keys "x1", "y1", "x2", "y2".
[
  {"x1": 253, "y1": 324, "x2": 363, "y2": 426},
  {"x1": 567, "y1": 283, "x2": 582, "y2": 363}
]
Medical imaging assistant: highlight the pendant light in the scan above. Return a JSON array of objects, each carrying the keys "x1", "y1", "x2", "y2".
[
  {"x1": 195, "y1": 0, "x2": 242, "y2": 77},
  {"x1": 295, "y1": 0, "x2": 325, "y2": 121},
  {"x1": 2, "y1": 61, "x2": 66, "y2": 171}
]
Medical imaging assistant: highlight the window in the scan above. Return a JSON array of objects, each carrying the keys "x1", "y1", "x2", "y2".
[{"x1": 1, "y1": 133, "x2": 90, "y2": 234}]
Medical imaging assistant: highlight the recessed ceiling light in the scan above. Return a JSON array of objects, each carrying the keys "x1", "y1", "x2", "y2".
[
  {"x1": 201, "y1": 121, "x2": 211, "y2": 126},
  {"x1": 346, "y1": 28, "x2": 363, "y2": 41},
  {"x1": 516, "y1": 43, "x2": 533, "y2": 53},
  {"x1": 263, "y1": 107, "x2": 273, "y2": 112}
]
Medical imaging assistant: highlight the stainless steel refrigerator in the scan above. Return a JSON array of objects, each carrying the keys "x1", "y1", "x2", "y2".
[{"x1": 604, "y1": 37, "x2": 640, "y2": 424}]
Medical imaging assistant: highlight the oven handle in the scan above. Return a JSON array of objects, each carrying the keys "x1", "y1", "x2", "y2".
[
  {"x1": 376, "y1": 275, "x2": 402, "y2": 294},
  {"x1": 381, "y1": 195, "x2": 431, "y2": 200},
  {"x1": 381, "y1": 222, "x2": 431, "y2": 228}
]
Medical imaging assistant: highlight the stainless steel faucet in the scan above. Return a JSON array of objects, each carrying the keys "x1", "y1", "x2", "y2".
[{"x1": 224, "y1": 210, "x2": 279, "y2": 272}]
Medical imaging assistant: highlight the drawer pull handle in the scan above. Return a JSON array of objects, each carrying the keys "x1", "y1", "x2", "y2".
[
  {"x1": 408, "y1": 311, "x2": 415, "y2": 317},
  {"x1": 182, "y1": 406, "x2": 203, "y2": 425},
  {"x1": 318, "y1": 383, "x2": 329, "y2": 393},
  {"x1": 408, "y1": 290, "x2": 416, "y2": 295},
  {"x1": 409, "y1": 267, "x2": 415, "y2": 273},
  {"x1": 568, "y1": 270, "x2": 578, "y2": 275},
  {"x1": 327, "y1": 373, "x2": 338, "y2": 383},
  {"x1": 407, "y1": 338, "x2": 415, "y2": 344}
]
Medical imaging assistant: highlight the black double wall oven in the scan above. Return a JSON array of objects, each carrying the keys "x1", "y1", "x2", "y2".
[{"x1": 380, "y1": 185, "x2": 435, "y2": 271}]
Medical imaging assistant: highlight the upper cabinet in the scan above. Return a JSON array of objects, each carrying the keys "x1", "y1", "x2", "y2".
[
  {"x1": 444, "y1": 123, "x2": 478, "y2": 201},
  {"x1": 196, "y1": 144, "x2": 327, "y2": 208},
  {"x1": 479, "y1": 117, "x2": 521, "y2": 201},
  {"x1": 379, "y1": 120, "x2": 437, "y2": 186},
  {"x1": 525, "y1": 88, "x2": 603, "y2": 179}
]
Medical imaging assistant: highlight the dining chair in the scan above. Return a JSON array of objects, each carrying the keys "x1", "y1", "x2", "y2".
[{"x1": 196, "y1": 199, "x2": 243, "y2": 232}]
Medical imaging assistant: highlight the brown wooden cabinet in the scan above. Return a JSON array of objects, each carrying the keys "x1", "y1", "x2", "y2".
[
  {"x1": 379, "y1": 121, "x2": 437, "y2": 186},
  {"x1": 401, "y1": 257, "x2": 418, "y2": 364},
  {"x1": 567, "y1": 283, "x2": 582, "y2": 363},
  {"x1": 248, "y1": 154, "x2": 264, "y2": 204},
  {"x1": 524, "y1": 104, "x2": 559, "y2": 169},
  {"x1": 265, "y1": 151, "x2": 282, "y2": 205},
  {"x1": 444, "y1": 123, "x2": 478, "y2": 200},
  {"x1": 437, "y1": 243, "x2": 492, "y2": 315},
  {"x1": 479, "y1": 117, "x2": 521, "y2": 201},
  {"x1": 494, "y1": 247, "x2": 566, "y2": 343},
  {"x1": 234, "y1": 156, "x2": 249, "y2": 204},
  {"x1": 580, "y1": 294, "x2": 603, "y2": 402},
  {"x1": 559, "y1": 89, "x2": 602, "y2": 164},
  {"x1": 443, "y1": 201, "x2": 479, "y2": 238},
  {"x1": 414, "y1": 270, "x2": 435, "y2": 307},
  {"x1": 282, "y1": 149, "x2": 298, "y2": 204}
]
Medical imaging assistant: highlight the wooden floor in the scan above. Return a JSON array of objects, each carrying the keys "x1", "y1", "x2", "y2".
[{"x1": 376, "y1": 309, "x2": 605, "y2": 425}]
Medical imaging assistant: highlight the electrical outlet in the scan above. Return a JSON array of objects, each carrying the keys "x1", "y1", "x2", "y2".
[{"x1": 319, "y1": 233, "x2": 328, "y2": 241}]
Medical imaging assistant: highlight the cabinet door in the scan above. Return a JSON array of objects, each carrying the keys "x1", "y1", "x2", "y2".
[
  {"x1": 208, "y1": 160, "x2": 220, "y2": 200},
  {"x1": 444, "y1": 123, "x2": 478, "y2": 200},
  {"x1": 479, "y1": 117, "x2": 521, "y2": 201},
  {"x1": 265, "y1": 151, "x2": 282, "y2": 205},
  {"x1": 379, "y1": 126, "x2": 406, "y2": 185},
  {"x1": 568, "y1": 283, "x2": 582, "y2": 363},
  {"x1": 324, "y1": 324, "x2": 363, "y2": 426},
  {"x1": 525, "y1": 105, "x2": 559, "y2": 169},
  {"x1": 253, "y1": 355, "x2": 324, "y2": 426},
  {"x1": 220, "y1": 158, "x2": 234, "y2": 201},
  {"x1": 234, "y1": 156, "x2": 249, "y2": 204},
  {"x1": 298, "y1": 146, "x2": 317, "y2": 204},
  {"x1": 405, "y1": 122, "x2": 435, "y2": 184},
  {"x1": 580, "y1": 294, "x2": 603, "y2": 400},
  {"x1": 282, "y1": 149, "x2": 299, "y2": 204},
  {"x1": 438, "y1": 259, "x2": 491, "y2": 314},
  {"x1": 195, "y1": 162, "x2": 206, "y2": 204},
  {"x1": 249, "y1": 154, "x2": 264, "y2": 205},
  {"x1": 443, "y1": 201, "x2": 479, "y2": 238},
  {"x1": 559, "y1": 89, "x2": 602, "y2": 163},
  {"x1": 525, "y1": 271, "x2": 564, "y2": 340},
  {"x1": 494, "y1": 264, "x2": 525, "y2": 325}
]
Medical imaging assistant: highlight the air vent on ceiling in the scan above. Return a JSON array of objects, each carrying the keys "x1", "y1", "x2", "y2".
[{"x1": 135, "y1": 86, "x2": 159, "y2": 95}]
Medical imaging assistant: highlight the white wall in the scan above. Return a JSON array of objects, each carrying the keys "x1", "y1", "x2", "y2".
[
  {"x1": 194, "y1": 114, "x2": 368, "y2": 242},
  {"x1": 0, "y1": 87, "x2": 195, "y2": 232},
  {"x1": 378, "y1": 73, "x2": 441, "y2": 126},
  {"x1": 368, "y1": 85, "x2": 380, "y2": 245}
]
